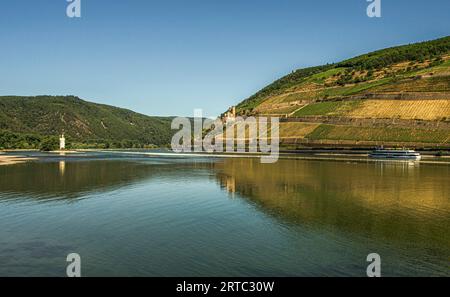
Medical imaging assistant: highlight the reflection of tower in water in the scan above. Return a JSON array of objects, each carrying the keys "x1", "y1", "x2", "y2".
[
  {"x1": 59, "y1": 161, "x2": 66, "y2": 176},
  {"x1": 226, "y1": 176, "x2": 236, "y2": 195},
  {"x1": 217, "y1": 174, "x2": 236, "y2": 197}
]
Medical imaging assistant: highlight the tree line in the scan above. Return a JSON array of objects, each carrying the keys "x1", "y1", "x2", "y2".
[{"x1": 0, "y1": 130, "x2": 162, "y2": 151}]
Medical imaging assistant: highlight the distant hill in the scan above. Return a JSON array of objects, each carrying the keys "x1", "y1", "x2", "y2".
[
  {"x1": 234, "y1": 36, "x2": 450, "y2": 149},
  {"x1": 0, "y1": 96, "x2": 175, "y2": 150}
]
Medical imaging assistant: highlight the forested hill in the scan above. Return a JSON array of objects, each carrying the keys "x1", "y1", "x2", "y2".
[
  {"x1": 0, "y1": 96, "x2": 175, "y2": 150},
  {"x1": 237, "y1": 36, "x2": 450, "y2": 114},
  {"x1": 233, "y1": 36, "x2": 450, "y2": 149}
]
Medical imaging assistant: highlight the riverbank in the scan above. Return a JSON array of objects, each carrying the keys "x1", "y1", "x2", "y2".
[
  {"x1": 48, "y1": 150, "x2": 83, "y2": 154},
  {"x1": 2, "y1": 149, "x2": 450, "y2": 167},
  {"x1": 83, "y1": 149, "x2": 450, "y2": 166},
  {"x1": 0, "y1": 154, "x2": 36, "y2": 166}
]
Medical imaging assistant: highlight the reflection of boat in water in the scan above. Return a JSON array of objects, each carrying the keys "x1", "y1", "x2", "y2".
[{"x1": 369, "y1": 149, "x2": 421, "y2": 160}]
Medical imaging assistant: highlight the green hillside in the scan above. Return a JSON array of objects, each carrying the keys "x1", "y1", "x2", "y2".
[
  {"x1": 0, "y1": 96, "x2": 174, "y2": 150},
  {"x1": 234, "y1": 36, "x2": 450, "y2": 149}
]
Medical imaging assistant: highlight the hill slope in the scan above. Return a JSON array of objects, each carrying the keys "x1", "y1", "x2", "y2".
[
  {"x1": 0, "y1": 96, "x2": 174, "y2": 149},
  {"x1": 235, "y1": 36, "x2": 450, "y2": 148}
]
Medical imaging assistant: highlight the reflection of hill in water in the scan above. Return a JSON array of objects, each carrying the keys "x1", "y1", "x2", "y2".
[
  {"x1": 214, "y1": 159, "x2": 450, "y2": 249},
  {"x1": 0, "y1": 155, "x2": 218, "y2": 202},
  {"x1": 0, "y1": 160, "x2": 212, "y2": 203},
  {"x1": 0, "y1": 161, "x2": 158, "y2": 202}
]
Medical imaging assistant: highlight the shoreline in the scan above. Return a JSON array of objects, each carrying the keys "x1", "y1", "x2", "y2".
[
  {"x1": 1, "y1": 149, "x2": 449, "y2": 166},
  {"x1": 86, "y1": 149, "x2": 450, "y2": 165},
  {"x1": 3, "y1": 147, "x2": 449, "y2": 154}
]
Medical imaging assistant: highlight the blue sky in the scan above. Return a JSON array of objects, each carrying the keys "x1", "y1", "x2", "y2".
[{"x1": 0, "y1": 0, "x2": 449, "y2": 117}]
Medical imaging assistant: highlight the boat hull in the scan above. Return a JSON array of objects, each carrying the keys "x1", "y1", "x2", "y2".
[{"x1": 369, "y1": 150, "x2": 422, "y2": 161}]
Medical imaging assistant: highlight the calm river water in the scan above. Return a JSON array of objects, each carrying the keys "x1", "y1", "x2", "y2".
[{"x1": 0, "y1": 152, "x2": 448, "y2": 276}]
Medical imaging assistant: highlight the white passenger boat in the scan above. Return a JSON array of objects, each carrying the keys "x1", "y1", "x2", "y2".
[{"x1": 369, "y1": 149, "x2": 421, "y2": 160}]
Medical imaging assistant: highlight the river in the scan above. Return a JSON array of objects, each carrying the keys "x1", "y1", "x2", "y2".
[{"x1": 0, "y1": 152, "x2": 448, "y2": 276}]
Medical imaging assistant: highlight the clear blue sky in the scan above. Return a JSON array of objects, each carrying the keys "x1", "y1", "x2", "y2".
[{"x1": 1, "y1": 0, "x2": 449, "y2": 117}]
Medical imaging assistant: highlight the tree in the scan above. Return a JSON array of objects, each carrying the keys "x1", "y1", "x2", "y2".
[{"x1": 40, "y1": 136, "x2": 59, "y2": 151}]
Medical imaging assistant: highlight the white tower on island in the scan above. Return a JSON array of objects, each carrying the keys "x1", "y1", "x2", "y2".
[{"x1": 59, "y1": 134, "x2": 66, "y2": 151}]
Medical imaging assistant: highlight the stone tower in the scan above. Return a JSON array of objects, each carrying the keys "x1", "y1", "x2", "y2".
[{"x1": 59, "y1": 134, "x2": 66, "y2": 150}]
